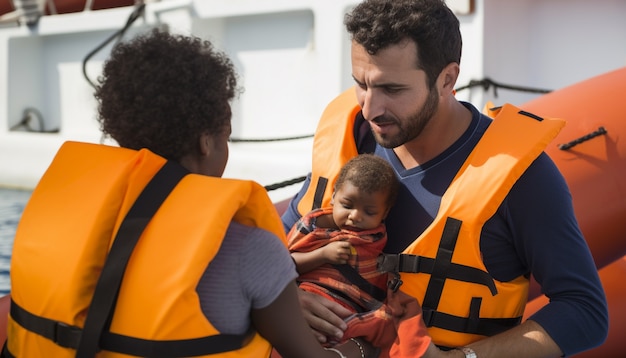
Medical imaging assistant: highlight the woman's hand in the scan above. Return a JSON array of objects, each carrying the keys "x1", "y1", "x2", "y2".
[{"x1": 298, "y1": 289, "x2": 352, "y2": 343}]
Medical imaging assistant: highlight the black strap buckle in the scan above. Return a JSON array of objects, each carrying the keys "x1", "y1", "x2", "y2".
[
  {"x1": 377, "y1": 253, "x2": 399, "y2": 273},
  {"x1": 387, "y1": 273, "x2": 403, "y2": 292},
  {"x1": 54, "y1": 321, "x2": 83, "y2": 348},
  {"x1": 378, "y1": 253, "x2": 424, "y2": 274}
]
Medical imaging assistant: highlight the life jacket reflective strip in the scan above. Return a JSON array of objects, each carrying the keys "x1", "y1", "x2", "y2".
[
  {"x1": 299, "y1": 92, "x2": 565, "y2": 347},
  {"x1": 7, "y1": 141, "x2": 284, "y2": 357}
]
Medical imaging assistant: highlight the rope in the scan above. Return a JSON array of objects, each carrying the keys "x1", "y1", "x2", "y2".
[
  {"x1": 82, "y1": 2, "x2": 146, "y2": 89},
  {"x1": 264, "y1": 176, "x2": 307, "y2": 191},
  {"x1": 455, "y1": 78, "x2": 552, "y2": 98},
  {"x1": 229, "y1": 134, "x2": 313, "y2": 143},
  {"x1": 558, "y1": 127, "x2": 607, "y2": 150},
  {"x1": 8, "y1": 66, "x2": 557, "y2": 190},
  {"x1": 9, "y1": 107, "x2": 58, "y2": 133},
  {"x1": 263, "y1": 79, "x2": 553, "y2": 191}
]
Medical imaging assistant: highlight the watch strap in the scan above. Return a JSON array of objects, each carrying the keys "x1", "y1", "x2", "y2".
[{"x1": 456, "y1": 347, "x2": 477, "y2": 358}]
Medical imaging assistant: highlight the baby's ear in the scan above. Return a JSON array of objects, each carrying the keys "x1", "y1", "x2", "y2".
[{"x1": 330, "y1": 191, "x2": 336, "y2": 205}]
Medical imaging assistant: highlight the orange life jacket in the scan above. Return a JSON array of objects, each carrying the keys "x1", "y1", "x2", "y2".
[
  {"x1": 297, "y1": 91, "x2": 565, "y2": 347},
  {"x1": 297, "y1": 88, "x2": 361, "y2": 215},
  {"x1": 7, "y1": 141, "x2": 286, "y2": 357},
  {"x1": 396, "y1": 105, "x2": 564, "y2": 346}
]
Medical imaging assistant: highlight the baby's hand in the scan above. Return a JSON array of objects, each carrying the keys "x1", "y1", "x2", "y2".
[{"x1": 322, "y1": 241, "x2": 353, "y2": 264}]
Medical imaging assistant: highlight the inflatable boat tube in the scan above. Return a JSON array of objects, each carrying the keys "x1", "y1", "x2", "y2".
[
  {"x1": 524, "y1": 255, "x2": 626, "y2": 357},
  {"x1": 520, "y1": 66, "x2": 626, "y2": 356},
  {"x1": 521, "y1": 66, "x2": 626, "y2": 273}
]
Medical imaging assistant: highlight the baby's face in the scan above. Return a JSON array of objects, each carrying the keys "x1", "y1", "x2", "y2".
[{"x1": 332, "y1": 182, "x2": 389, "y2": 231}]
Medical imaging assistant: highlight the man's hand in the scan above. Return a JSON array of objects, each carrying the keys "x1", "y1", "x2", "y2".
[{"x1": 297, "y1": 289, "x2": 352, "y2": 343}]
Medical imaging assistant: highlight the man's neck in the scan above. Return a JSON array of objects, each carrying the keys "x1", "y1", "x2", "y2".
[{"x1": 394, "y1": 100, "x2": 472, "y2": 169}]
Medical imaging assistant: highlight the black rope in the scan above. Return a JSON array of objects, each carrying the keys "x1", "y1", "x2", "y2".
[
  {"x1": 455, "y1": 78, "x2": 552, "y2": 98},
  {"x1": 264, "y1": 176, "x2": 307, "y2": 191},
  {"x1": 229, "y1": 134, "x2": 313, "y2": 143},
  {"x1": 260, "y1": 78, "x2": 553, "y2": 191},
  {"x1": 6, "y1": 71, "x2": 554, "y2": 189},
  {"x1": 238, "y1": 78, "x2": 549, "y2": 145},
  {"x1": 558, "y1": 127, "x2": 607, "y2": 150},
  {"x1": 82, "y1": 2, "x2": 146, "y2": 89},
  {"x1": 9, "y1": 107, "x2": 58, "y2": 133}
]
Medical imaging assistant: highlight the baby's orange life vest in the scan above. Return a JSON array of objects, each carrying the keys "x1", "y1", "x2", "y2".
[
  {"x1": 8, "y1": 141, "x2": 286, "y2": 357},
  {"x1": 297, "y1": 89, "x2": 565, "y2": 347}
]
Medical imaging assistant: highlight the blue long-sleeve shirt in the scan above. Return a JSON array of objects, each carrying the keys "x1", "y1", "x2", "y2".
[{"x1": 281, "y1": 102, "x2": 608, "y2": 356}]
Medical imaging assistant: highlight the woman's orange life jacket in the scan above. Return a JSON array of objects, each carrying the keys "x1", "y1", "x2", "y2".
[
  {"x1": 7, "y1": 141, "x2": 286, "y2": 357},
  {"x1": 297, "y1": 90, "x2": 565, "y2": 347}
]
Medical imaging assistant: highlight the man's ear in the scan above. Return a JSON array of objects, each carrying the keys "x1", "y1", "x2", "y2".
[{"x1": 438, "y1": 62, "x2": 460, "y2": 94}]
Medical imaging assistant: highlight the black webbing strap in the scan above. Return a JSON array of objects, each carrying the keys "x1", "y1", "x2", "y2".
[
  {"x1": 9, "y1": 299, "x2": 82, "y2": 348},
  {"x1": 421, "y1": 218, "x2": 497, "y2": 309},
  {"x1": 377, "y1": 224, "x2": 497, "y2": 297},
  {"x1": 379, "y1": 253, "x2": 497, "y2": 295},
  {"x1": 422, "y1": 217, "x2": 461, "y2": 309},
  {"x1": 311, "y1": 176, "x2": 328, "y2": 210},
  {"x1": 389, "y1": 254, "x2": 497, "y2": 293},
  {"x1": 422, "y1": 304, "x2": 522, "y2": 337},
  {"x1": 6, "y1": 296, "x2": 255, "y2": 357},
  {"x1": 331, "y1": 264, "x2": 387, "y2": 302},
  {"x1": 76, "y1": 160, "x2": 188, "y2": 357},
  {"x1": 98, "y1": 327, "x2": 255, "y2": 357},
  {"x1": 0, "y1": 343, "x2": 13, "y2": 358},
  {"x1": 377, "y1": 218, "x2": 510, "y2": 337},
  {"x1": 518, "y1": 110, "x2": 544, "y2": 122},
  {"x1": 388, "y1": 218, "x2": 522, "y2": 336},
  {"x1": 354, "y1": 112, "x2": 376, "y2": 154}
]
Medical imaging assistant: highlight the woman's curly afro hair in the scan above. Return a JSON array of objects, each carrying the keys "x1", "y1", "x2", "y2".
[{"x1": 95, "y1": 28, "x2": 239, "y2": 161}]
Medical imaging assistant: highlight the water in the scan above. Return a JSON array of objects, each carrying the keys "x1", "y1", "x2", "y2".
[{"x1": 0, "y1": 187, "x2": 32, "y2": 295}]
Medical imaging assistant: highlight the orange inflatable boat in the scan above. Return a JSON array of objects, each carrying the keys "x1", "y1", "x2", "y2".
[
  {"x1": 522, "y1": 66, "x2": 626, "y2": 273},
  {"x1": 519, "y1": 66, "x2": 626, "y2": 356},
  {"x1": 0, "y1": 56, "x2": 624, "y2": 354},
  {"x1": 0, "y1": 0, "x2": 134, "y2": 17}
]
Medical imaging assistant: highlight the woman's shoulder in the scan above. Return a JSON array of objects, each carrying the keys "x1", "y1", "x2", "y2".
[{"x1": 226, "y1": 221, "x2": 288, "y2": 250}]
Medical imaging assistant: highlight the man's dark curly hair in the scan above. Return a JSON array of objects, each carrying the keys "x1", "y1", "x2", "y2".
[
  {"x1": 335, "y1": 154, "x2": 399, "y2": 208},
  {"x1": 95, "y1": 28, "x2": 239, "y2": 161},
  {"x1": 345, "y1": 0, "x2": 461, "y2": 88}
]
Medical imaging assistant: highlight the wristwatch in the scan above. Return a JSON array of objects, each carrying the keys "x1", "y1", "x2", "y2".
[{"x1": 456, "y1": 347, "x2": 477, "y2": 358}]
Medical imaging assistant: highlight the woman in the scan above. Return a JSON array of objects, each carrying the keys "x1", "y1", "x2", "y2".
[{"x1": 4, "y1": 29, "x2": 373, "y2": 358}]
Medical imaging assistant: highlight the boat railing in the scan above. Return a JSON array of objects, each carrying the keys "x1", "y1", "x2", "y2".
[{"x1": 0, "y1": 0, "x2": 140, "y2": 26}]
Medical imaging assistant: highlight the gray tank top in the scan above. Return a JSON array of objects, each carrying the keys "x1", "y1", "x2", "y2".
[{"x1": 196, "y1": 221, "x2": 297, "y2": 334}]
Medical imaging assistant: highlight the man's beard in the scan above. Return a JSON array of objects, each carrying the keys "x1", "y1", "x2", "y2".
[{"x1": 372, "y1": 87, "x2": 439, "y2": 149}]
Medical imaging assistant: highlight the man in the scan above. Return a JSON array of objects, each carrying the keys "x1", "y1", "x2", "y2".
[{"x1": 281, "y1": 0, "x2": 608, "y2": 357}]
